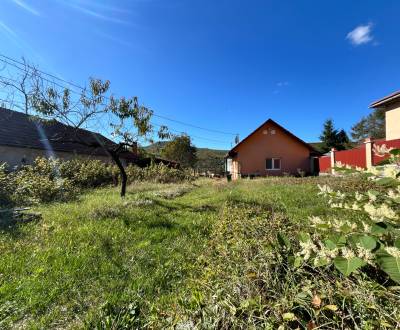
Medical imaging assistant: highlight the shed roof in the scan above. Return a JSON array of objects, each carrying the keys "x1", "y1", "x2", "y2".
[
  {"x1": 369, "y1": 90, "x2": 400, "y2": 108},
  {"x1": 0, "y1": 107, "x2": 116, "y2": 157}
]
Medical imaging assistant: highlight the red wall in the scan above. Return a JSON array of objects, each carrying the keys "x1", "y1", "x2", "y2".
[
  {"x1": 318, "y1": 138, "x2": 400, "y2": 172},
  {"x1": 319, "y1": 156, "x2": 331, "y2": 172},
  {"x1": 335, "y1": 145, "x2": 366, "y2": 168},
  {"x1": 373, "y1": 139, "x2": 400, "y2": 165}
]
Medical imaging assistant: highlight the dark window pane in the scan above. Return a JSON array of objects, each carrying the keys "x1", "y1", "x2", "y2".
[
  {"x1": 273, "y1": 158, "x2": 281, "y2": 169},
  {"x1": 266, "y1": 158, "x2": 272, "y2": 169}
]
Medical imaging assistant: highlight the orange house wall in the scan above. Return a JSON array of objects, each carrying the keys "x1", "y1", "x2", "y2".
[{"x1": 231, "y1": 122, "x2": 311, "y2": 177}]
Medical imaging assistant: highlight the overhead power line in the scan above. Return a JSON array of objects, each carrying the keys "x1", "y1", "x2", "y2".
[
  {"x1": 0, "y1": 97, "x2": 233, "y2": 146},
  {"x1": 0, "y1": 53, "x2": 238, "y2": 137}
]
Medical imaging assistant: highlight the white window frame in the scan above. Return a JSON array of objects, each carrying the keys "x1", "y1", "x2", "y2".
[{"x1": 266, "y1": 158, "x2": 281, "y2": 170}]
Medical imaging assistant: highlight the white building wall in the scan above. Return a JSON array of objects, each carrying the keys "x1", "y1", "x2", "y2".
[{"x1": 0, "y1": 145, "x2": 111, "y2": 169}]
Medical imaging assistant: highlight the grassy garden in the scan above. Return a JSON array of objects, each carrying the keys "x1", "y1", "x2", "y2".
[{"x1": 1, "y1": 170, "x2": 400, "y2": 328}]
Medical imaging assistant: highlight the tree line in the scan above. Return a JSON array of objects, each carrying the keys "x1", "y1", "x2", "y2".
[{"x1": 318, "y1": 106, "x2": 385, "y2": 153}]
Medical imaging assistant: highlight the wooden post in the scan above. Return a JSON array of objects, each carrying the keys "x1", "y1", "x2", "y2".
[
  {"x1": 330, "y1": 148, "x2": 336, "y2": 174},
  {"x1": 364, "y1": 138, "x2": 373, "y2": 169}
]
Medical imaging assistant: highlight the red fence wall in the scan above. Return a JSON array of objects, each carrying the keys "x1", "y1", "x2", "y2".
[
  {"x1": 335, "y1": 145, "x2": 366, "y2": 168},
  {"x1": 319, "y1": 156, "x2": 331, "y2": 173},
  {"x1": 373, "y1": 138, "x2": 400, "y2": 165},
  {"x1": 318, "y1": 138, "x2": 400, "y2": 173}
]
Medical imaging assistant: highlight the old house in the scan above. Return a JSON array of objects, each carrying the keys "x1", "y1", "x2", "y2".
[
  {"x1": 0, "y1": 107, "x2": 137, "y2": 168},
  {"x1": 225, "y1": 119, "x2": 319, "y2": 179},
  {"x1": 369, "y1": 90, "x2": 400, "y2": 140}
]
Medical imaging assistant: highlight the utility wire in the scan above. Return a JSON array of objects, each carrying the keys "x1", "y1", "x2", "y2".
[
  {"x1": 0, "y1": 53, "x2": 238, "y2": 137},
  {"x1": 0, "y1": 97, "x2": 233, "y2": 146}
]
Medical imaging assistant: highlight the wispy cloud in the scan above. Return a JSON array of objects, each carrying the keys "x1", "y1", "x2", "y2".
[
  {"x1": 346, "y1": 23, "x2": 374, "y2": 46},
  {"x1": 11, "y1": 0, "x2": 40, "y2": 16},
  {"x1": 0, "y1": 21, "x2": 18, "y2": 39},
  {"x1": 276, "y1": 81, "x2": 289, "y2": 87},
  {"x1": 95, "y1": 31, "x2": 133, "y2": 48},
  {"x1": 0, "y1": 20, "x2": 45, "y2": 65},
  {"x1": 57, "y1": 0, "x2": 130, "y2": 25},
  {"x1": 273, "y1": 81, "x2": 289, "y2": 94}
]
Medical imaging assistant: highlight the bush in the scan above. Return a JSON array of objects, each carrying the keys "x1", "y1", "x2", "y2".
[
  {"x1": 11, "y1": 158, "x2": 76, "y2": 205},
  {"x1": 59, "y1": 158, "x2": 118, "y2": 188},
  {"x1": 0, "y1": 163, "x2": 13, "y2": 208},
  {"x1": 126, "y1": 163, "x2": 194, "y2": 184},
  {"x1": 0, "y1": 157, "x2": 194, "y2": 207}
]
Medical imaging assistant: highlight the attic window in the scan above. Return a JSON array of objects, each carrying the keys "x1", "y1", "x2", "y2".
[{"x1": 266, "y1": 158, "x2": 281, "y2": 170}]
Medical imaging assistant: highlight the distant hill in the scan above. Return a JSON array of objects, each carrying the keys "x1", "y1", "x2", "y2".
[{"x1": 143, "y1": 142, "x2": 227, "y2": 173}]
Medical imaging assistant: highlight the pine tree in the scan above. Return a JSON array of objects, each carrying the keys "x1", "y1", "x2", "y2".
[{"x1": 319, "y1": 119, "x2": 350, "y2": 153}]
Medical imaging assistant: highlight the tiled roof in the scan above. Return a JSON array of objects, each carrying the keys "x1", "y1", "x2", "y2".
[{"x1": 0, "y1": 107, "x2": 116, "y2": 157}]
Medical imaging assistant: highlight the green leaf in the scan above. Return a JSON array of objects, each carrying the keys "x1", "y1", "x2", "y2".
[
  {"x1": 371, "y1": 223, "x2": 388, "y2": 235},
  {"x1": 277, "y1": 233, "x2": 291, "y2": 249},
  {"x1": 324, "y1": 239, "x2": 337, "y2": 250},
  {"x1": 298, "y1": 232, "x2": 310, "y2": 243},
  {"x1": 389, "y1": 148, "x2": 400, "y2": 156},
  {"x1": 328, "y1": 234, "x2": 346, "y2": 247},
  {"x1": 333, "y1": 257, "x2": 366, "y2": 276},
  {"x1": 376, "y1": 177, "x2": 398, "y2": 186},
  {"x1": 367, "y1": 190, "x2": 380, "y2": 197},
  {"x1": 288, "y1": 256, "x2": 303, "y2": 268},
  {"x1": 395, "y1": 239, "x2": 400, "y2": 249},
  {"x1": 359, "y1": 235, "x2": 377, "y2": 250},
  {"x1": 282, "y1": 312, "x2": 295, "y2": 321},
  {"x1": 377, "y1": 255, "x2": 400, "y2": 283},
  {"x1": 314, "y1": 257, "x2": 330, "y2": 267}
]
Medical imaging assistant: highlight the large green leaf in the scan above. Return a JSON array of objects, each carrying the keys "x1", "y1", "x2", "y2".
[
  {"x1": 376, "y1": 177, "x2": 398, "y2": 187},
  {"x1": 298, "y1": 232, "x2": 310, "y2": 243},
  {"x1": 377, "y1": 255, "x2": 400, "y2": 283},
  {"x1": 359, "y1": 235, "x2": 377, "y2": 250},
  {"x1": 333, "y1": 257, "x2": 366, "y2": 276},
  {"x1": 389, "y1": 148, "x2": 400, "y2": 156},
  {"x1": 328, "y1": 234, "x2": 346, "y2": 247},
  {"x1": 348, "y1": 235, "x2": 376, "y2": 250}
]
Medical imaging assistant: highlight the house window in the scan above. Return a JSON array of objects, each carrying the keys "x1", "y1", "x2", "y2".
[{"x1": 266, "y1": 158, "x2": 281, "y2": 170}]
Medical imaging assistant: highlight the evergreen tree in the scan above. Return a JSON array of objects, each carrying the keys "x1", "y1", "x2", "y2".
[{"x1": 319, "y1": 119, "x2": 350, "y2": 152}]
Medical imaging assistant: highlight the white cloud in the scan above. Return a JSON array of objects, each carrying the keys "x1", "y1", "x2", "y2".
[
  {"x1": 11, "y1": 0, "x2": 40, "y2": 16},
  {"x1": 346, "y1": 23, "x2": 374, "y2": 46},
  {"x1": 57, "y1": 0, "x2": 130, "y2": 25},
  {"x1": 276, "y1": 81, "x2": 289, "y2": 87}
]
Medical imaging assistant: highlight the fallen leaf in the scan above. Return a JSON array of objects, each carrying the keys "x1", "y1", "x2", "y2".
[
  {"x1": 324, "y1": 304, "x2": 338, "y2": 312},
  {"x1": 307, "y1": 321, "x2": 316, "y2": 330},
  {"x1": 282, "y1": 312, "x2": 295, "y2": 321},
  {"x1": 311, "y1": 294, "x2": 321, "y2": 309}
]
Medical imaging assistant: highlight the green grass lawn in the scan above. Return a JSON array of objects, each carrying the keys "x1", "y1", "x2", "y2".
[{"x1": 1, "y1": 178, "x2": 399, "y2": 329}]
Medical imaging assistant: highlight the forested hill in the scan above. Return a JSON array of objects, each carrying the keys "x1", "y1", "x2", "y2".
[{"x1": 143, "y1": 142, "x2": 227, "y2": 173}]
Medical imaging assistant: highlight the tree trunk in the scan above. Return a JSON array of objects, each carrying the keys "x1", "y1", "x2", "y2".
[{"x1": 108, "y1": 150, "x2": 127, "y2": 198}]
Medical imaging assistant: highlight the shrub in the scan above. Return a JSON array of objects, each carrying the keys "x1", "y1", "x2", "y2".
[
  {"x1": 0, "y1": 163, "x2": 13, "y2": 208},
  {"x1": 59, "y1": 158, "x2": 118, "y2": 188},
  {"x1": 11, "y1": 158, "x2": 76, "y2": 205},
  {"x1": 126, "y1": 163, "x2": 194, "y2": 184}
]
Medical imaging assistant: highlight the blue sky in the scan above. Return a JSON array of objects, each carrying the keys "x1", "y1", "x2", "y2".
[{"x1": 1, "y1": 0, "x2": 400, "y2": 149}]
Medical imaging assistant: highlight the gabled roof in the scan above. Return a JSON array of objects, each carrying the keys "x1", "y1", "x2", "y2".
[
  {"x1": 227, "y1": 118, "x2": 318, "y2": 156},
  {"x1": 0, "y1": 107, "x2": 116, "y2": 157},
  {"x1": 369, "y1": 90, "x2": 400, "y2": 108}
]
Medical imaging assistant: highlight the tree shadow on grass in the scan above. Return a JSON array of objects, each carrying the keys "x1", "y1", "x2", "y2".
[{"x1": 0, "y1": 210, "x2": 41, "y2": 238}]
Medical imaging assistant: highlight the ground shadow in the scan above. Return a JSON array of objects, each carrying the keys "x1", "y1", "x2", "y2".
[{"x1": 0, "y1": 210, "x2": 41, "y2": 238}]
